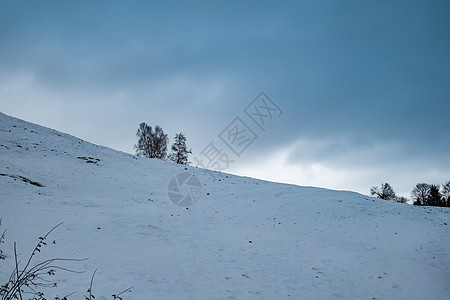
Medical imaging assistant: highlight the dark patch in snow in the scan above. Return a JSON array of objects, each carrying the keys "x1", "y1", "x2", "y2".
[
  {"x1": 0, "y1": 173, "x2": 44, "y2": 187},
  {"x1": 77, "y1": 156, "x2": 101, "y2": 165}
]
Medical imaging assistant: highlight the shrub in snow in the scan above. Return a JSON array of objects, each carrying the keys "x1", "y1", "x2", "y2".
[{"x1": 0, "y1": 222, "x2": 131, "y2": 300}]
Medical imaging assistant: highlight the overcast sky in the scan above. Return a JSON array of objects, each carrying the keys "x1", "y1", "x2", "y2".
[{"x1": 1, "y1": 0, "x2": 449, "y2": 197}]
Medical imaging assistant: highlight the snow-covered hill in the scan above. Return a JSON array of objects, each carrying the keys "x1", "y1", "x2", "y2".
[{"x1": 0, "y1": 112, "x2": 449, "y2": 299}]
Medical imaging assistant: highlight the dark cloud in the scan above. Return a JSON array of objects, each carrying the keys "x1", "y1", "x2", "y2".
[{"x1": 1, "y1": 0, "x2": 449, "y2": 195}]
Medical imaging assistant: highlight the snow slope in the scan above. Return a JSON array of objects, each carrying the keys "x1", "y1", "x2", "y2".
[{"x1": 0, "y1": 112, "x2": 449, "y2": 299}]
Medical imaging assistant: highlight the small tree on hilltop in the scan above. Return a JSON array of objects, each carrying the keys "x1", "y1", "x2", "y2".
[
  {"x1": 152, "y1": 125, "x2": 168, "y2": 159},
  {"x1": 168, "y1": 133, "x2": 192, "y2": 165},
  {"x1": 427, "y1": 184, "x2": 442, "y2": 207},
  {"x1": 442, "y1": 181, "x2": 450, "y2": 207},
  {"x1": 370, "y1": 183, "x2": 396, "y2": 200},
  {"x1": 395, "y1": 196, "x2": 408, "y2": 204},
  {"x1": 442, "y1": 181, "x2": 450, "y2": 197},
  {"x1": 135, "y1": 122, "x2": 152, "y2": 157},
  {"x1": 135, "y1": 122, "x2": 168, "y2": 159},
  {"x1": 411, "y1": 183, "x2": 431, "y2": 206}
]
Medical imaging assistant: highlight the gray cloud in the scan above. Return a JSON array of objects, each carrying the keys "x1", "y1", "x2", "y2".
[{"x1": 1, "y1": 0, "x2": 449, "y2": 196}]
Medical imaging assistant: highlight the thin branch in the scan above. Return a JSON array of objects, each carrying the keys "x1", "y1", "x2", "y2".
[
  {"x1": 0, "y1": 218, "x2": 6, "y2": 260},
  {"x1": 14, "y1": 242, "x2": 23, "y2": 300},
  {"x1": 0, "y1": 218, "x2": 6, "y2": 244},
  {"x1": 87, "y1": 269, "x2": 97, "y2": 300},
  {"x1": 21, "y1": 222, "x2": 64, "y2": 277},
  {"x1": 115, "y1": 286, "x2": 133, "y2": 298},
  {"x1": 62, "y1": 290, "x2": 77, "y2": 299}
]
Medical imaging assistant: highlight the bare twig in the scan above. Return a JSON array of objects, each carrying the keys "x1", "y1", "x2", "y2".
[
  {"x1": 0, "y1": 218, "x2": 6, "y2": 260},
  {"x1": 20, "y1": 222, "x2": 64, "y2": 278},
  {"x1": 14, "y1": 243, "x2": 22, "y2": 300},
  {"x1": 86, "y1": 269, "x2": 97, "y2": 300},
  {"x1": 112, "y1": 286, "x2": 133, "y2": 300},
  {"x1": 0, "y1": 218, "x2": 6, "y2": 244}
]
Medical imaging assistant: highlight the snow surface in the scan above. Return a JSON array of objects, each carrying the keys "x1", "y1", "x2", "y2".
[{"x1": 0, "y1": 112, "x2": 449, "y2": 299}]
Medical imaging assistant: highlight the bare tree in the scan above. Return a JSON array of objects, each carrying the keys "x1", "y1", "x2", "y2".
[
  {"x1": 442, "y1": 181, "x2": 450, "y2": 199},
  {"x1": 441, "y1": 181, "x2": 450, "y2": 207},
  {"x1": 370, "y1": 183, "x2": 396, "y2": 200},
  {"x1": 134, "y1": 122, "x2": 168, "y2": 159},
  {"x1": 168, "y1": 133, "x2": 192, "y2": 165},
  {"x1": 135, "y1": 122, "x2": 152, "y2": 158},
  {"x1": 411, "y1": 183, "x2": 431, "y2": 206}
]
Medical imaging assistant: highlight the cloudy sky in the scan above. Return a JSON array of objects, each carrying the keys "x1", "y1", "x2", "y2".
[{"x1": 1, "y1": 1, "x2": 449, "y2": 197}]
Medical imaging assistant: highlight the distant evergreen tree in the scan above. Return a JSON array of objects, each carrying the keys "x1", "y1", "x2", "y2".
[
  {"x1": 411, "y1": 183, "x2": 431, "y2": 206},
  {"x1": 370, "y1": 183, "x2": 396, "y2": 200},
  {"x1": 427, "y1": 185, "x2": 442, "y2": 206},
  {"x1": 134, "y1": 122, "x2": 168, "y2": 159},
  {"x1": 395, "y1": 196, "x2": 408, "y2": 204},
  {"x1": 442, "y1": 181, "x2": 450, "y2": 207},
  {"x1": 168, "y1": 133, "x2": 192, "y2": 165}
]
